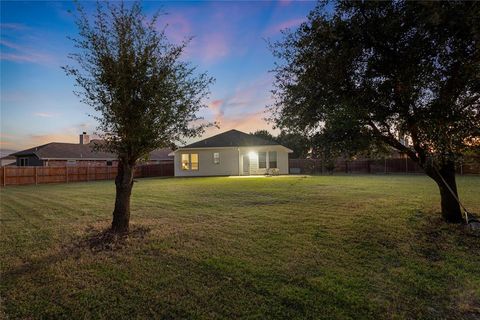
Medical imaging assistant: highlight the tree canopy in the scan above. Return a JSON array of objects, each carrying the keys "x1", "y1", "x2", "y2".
[
  {"x1": 64, "y1": 1, "x2": 213, "y2": 232},
  {"x1": 65, "y1": 2, "x2": 213, "y2": 164},
  {"x1": 269, "y1": 0, "x2": 480, "y2": 222}
]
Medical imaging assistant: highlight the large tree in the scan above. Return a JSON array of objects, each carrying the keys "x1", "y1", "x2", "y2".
[
  {"x1": 270, "y1": 1, "x2": 480, "y2": 223},
  {"x1": 65, "y1": 2, "x2": 213, "y2": 233}
]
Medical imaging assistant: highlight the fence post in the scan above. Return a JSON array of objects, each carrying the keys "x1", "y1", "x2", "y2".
[
  {"x1": 65, "y1": 165, "x2": 69, "y2": 183},
  {"x1": 3, "y1": 166, "x2": 6, "y2": 186},
  {"x1": 35, "y1": 167, "x2": 38, "y2": 185},
  {"x1": 405, "y1": 157, "x2": 408, "y2": 174},
  {"x1": 384, "y1": 158, "x2": 387, "y2": 174},
  {"x1": 93, "y1": 166, "x2": 96, "y2": 181}
]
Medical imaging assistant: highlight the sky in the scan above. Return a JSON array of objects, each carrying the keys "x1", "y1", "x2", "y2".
[{"x1": 0, "y1": 0, "x2": 316, "y2": 151}]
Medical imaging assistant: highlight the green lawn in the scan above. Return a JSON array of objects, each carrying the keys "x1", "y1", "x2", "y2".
[{"x1": 1, "y1": 175, "x2": 479, "y2": 319}]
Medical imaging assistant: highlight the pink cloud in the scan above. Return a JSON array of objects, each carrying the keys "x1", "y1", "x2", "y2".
[
  {"x1": 278, "y1": 0, "x2": 293, "y2": 6},
  {"x1": 203, "y1": 110, "x2": 273, "y2": 138},
  {"x1": 161, "y1": 13, "x2": 192, "y2": 45},
  {"x1": 197, "y1": 32, "x2": 230, "y2": 63},
  {"x1": 264, "y1": 17, "x2": 306, "y2": 36}
]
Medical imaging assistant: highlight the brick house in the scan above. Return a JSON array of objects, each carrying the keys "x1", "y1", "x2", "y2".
[{"x1": 11, "y1": 133, "x2": 173, "y2": 167}]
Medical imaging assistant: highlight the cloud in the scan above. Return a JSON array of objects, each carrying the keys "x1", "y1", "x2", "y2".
[
  {"x1": 0, "y1": 23, "x2": 28, "y2": 31},
  {"x1": 204, "y1": 74, "x2": 275, "y2": 138},
  {"x1": 33, "y1": 112, "x2": 58, "y2": 118},
  {"x1": 196, "y1": 32, "x2": 230, "y2": 63},
  {"x1": 264, "y1": 17, "x2": 306, "y2": 36},
  {"x1": 161, "y1": 13, "x2": 192, "y2": 45},
  {"x1": 0, "y1": 39, "x2": 57, "y2": 65}
]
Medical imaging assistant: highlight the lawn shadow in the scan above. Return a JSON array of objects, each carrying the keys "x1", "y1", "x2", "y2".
[{"x1": 1, "y1": 225, "x2": 151, "y2": 281}]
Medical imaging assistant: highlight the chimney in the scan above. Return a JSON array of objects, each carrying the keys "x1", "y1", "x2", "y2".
[{"x1": 79, "y1": 132, "x2": 90, "y2": 145}]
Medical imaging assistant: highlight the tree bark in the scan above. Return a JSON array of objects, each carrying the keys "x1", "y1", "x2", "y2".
[
  {"x1": 111, "y1": 160, "x2": 134, "y2": 233},
  {"x1": 426, "y1": 161, "x2": 463, "y2": 223}
]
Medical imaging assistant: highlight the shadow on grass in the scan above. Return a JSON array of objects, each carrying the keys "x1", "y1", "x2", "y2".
[{"x1": 1, "y1": 225, "x2": 150, "y2": 280}]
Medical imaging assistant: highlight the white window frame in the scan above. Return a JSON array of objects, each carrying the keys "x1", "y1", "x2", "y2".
[
  {"x1": 181, "y1": 153, "x2": 199, "y2": 171},
  {"x1": 258, "y1": 152, "x2": 267, "y2": 169},
  {"x1": 268, "y1": 151, "x2": 277, "y2": 169},
  {"x1": 213, "y1": 152, "x2": 220, "y2": 164}
]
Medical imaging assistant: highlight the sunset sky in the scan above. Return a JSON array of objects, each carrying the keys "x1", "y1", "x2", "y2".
[{"x1": 1, "y1": 1, "x2": 316, "y2": 151}]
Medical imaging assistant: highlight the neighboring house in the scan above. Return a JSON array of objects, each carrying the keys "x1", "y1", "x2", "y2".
[
  {"x1": 11, "y1": 132, "x2": 173, "y2": 167},
  {"x1": 172, "y1": 129, "x2": 293, "y2": 177},
  {"x1": 0, "y1": 155, "x2": 16, "y2": 167}
]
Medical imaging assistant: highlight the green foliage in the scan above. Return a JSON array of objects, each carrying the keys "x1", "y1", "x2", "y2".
[
  {"x1": 250, "y1": 130, "x2": 310, "y2": 158},
  {"x1": 269, "y1": 0, "x2": 480, "y2": 167},
  {"x1": 64, "y1": 1, "x2": 214, "y2": 163},
  {"x1": 250, "y1": 129, "x2": 276, "y2": 143},
  {"x1": 276, "y1": 131, "x2": 310, "y2": 158}
]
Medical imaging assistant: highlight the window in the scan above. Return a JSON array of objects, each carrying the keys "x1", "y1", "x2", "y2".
[
  {"x1": 191, "y1": 154, "x2": 199, "y2": 170},
  {"x1": 181, "y1": 154, "x2": 190, "y2": 170},
  {"x1": 181, "y1": 153, "x2": 199, "y2": 171},
  {"x1": 67, "y1": 160, "x2": 77, "y2": 166},
  {"x1": 258, "y1": 152, "x2": 267, "y2": 169},
  {"x1": 19, "y1": 158, "x2": 29, "y2": 166},
  {"x1": 213, "y1": 152, "x2": 220, "y2": 164},
  {"x1": 268, "y1": 151, "x2": 277, "y2": 168},
  {"x1": 106, "y1": 161, "x2": 113, "y2": 166}
]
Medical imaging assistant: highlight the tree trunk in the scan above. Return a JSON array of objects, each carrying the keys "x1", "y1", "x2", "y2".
[
  {"x1": 426, "y1": 161, "x2": 463, "y2": 223},
  {"x1": 111, "y1": 160, "x2": 134, "y2": 233}
]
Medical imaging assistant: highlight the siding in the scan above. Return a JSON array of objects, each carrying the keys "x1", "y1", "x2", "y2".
[
  {"x1": 174, "y1": 148, "x2": 240, "y2": 177},
  {"x1": 238, "y1": 146, "x2": 289, "y2": 175},
  {"x1": 174, "y1": 145, "x2": 290, "y2": 177}
]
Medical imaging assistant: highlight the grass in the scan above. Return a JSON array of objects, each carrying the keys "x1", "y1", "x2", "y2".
[{"x1": 1, "y1": 175, "x2": 479, "y2": 319}]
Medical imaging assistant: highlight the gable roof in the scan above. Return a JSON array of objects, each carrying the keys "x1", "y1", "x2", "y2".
[
  {"x1": 12, "y1": 142, "x2": 173, "y2": 161},
  {"x1": 181, "y1": 129, "x2": 279, "y2": 148}
]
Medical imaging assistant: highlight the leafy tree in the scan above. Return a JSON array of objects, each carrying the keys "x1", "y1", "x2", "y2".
[
  {"x1": 270, "y1": 1, "x2": 480, "y2": 223},
  {"x1": 65, "y1": 1, "x2": 213, "y2": 233},
  {"x1": 276, "y1": 131, "x2": 310, "y2": 158},
  {"x1": 250, "y1": 129, "x2": 276, "y2": 142}
]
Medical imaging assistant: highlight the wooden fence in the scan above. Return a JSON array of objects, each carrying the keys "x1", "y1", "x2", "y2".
[
  {"x1": 0, "y1": 163, "x2": 174, "y2": 187},
  {"x1": 289, "y1": 156, "x2": 480, "y2": 175}
]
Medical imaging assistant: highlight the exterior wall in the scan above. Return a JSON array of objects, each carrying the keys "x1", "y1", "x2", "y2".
[
  {"x1": 173, "y1": 145, "x2": 290, "y2": 177},
  {"x1": 15, "y1": 155, "x2": 43, "y2": 166},
  {"x1": 238, "y1": 146, "x2": 289, "y2": 175},
  {"x1": 174, "y1": 148, "x2": 239, "y2": 177},
  {"x1": 1, "y1": 158, "x2": 16, "y2": 167}
]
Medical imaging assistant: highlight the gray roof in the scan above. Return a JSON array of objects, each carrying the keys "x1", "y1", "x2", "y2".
[
  {"x1": 182, "y1": 129, "x2": 279, "y2": 148},
  {"x1": 12, "y1": 142, "x2": 173, "y2": 161}
]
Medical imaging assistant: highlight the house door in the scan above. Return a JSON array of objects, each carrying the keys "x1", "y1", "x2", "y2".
[{"x1": 242, "y1": 155, "x2": 250, "y2": 175}]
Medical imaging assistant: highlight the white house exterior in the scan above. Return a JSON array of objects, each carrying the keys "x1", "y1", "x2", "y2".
[{"x1": 172, "y1": 130, "x2": 292, "y2": 177}]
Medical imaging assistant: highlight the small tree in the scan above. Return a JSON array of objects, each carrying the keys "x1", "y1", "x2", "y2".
[
  {"x1": 64, "y1": 1, "x2": 213, "y2": 233},
  {"x1": 270, "y1": 1, "x2": 480, "y2": 223}
]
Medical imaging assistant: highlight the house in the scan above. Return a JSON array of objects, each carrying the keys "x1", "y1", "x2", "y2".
[
  {"x1": 11, "y1": 132, "x2": 173, "y2": 167},
  {"x1": 172, "y1": 129, "x2": 292, "y2": 176},
  {"x1": 0, "y1": 155, "x2": 16, "y2": 167}
]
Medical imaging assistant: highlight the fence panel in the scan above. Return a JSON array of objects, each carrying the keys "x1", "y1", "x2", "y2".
[
  {"x1": 0, "y1": 162, "x2": 174, "y2": 187},
  {"x1": 289, "y1": 157, "x2": 479, "y2": 175}
]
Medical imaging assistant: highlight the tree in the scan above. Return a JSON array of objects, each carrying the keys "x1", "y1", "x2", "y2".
[
  {"x1": 250, "y1": 129, "x2": 276, "y2": 142},
  {"x1": 270, "y1": 1, "x2": 480, "y2": 223},
  {"x1": 65, "y1": 2, "x2": 213, "y2": 233},
  {"x1": 276, "y1": 131, "x2": 310, "y2": 158}
]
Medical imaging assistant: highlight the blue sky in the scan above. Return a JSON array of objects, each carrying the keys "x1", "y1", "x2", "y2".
[{"x1": 1, "y1": 1, "x2": 315, "y2": 151}]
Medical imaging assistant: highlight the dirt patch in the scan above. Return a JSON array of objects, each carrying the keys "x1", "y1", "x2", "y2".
[{"x1": 76, "y1": 225, "x2": 151, "y2": 252}]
